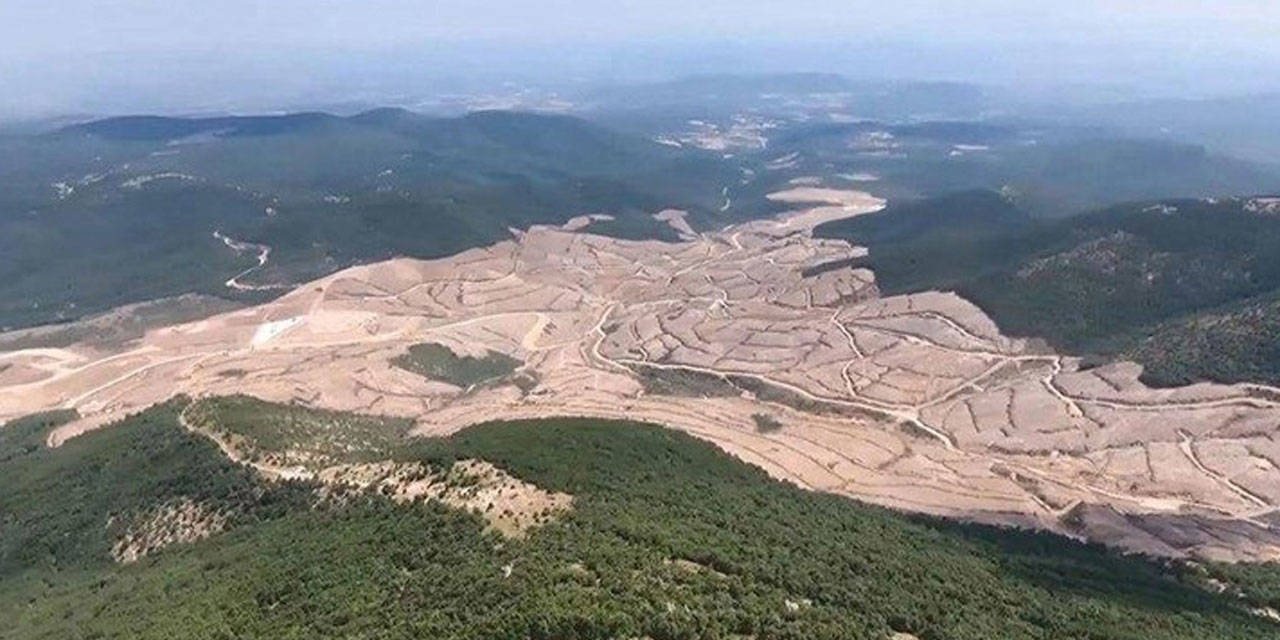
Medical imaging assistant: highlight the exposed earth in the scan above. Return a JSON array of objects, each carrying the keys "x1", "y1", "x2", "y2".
[{"x1": 3, "y1": 188, "x2": 1280, "y2": 561}]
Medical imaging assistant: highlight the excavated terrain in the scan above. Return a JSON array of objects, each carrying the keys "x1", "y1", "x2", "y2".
[{"x1": 3, "y1": 189, "x2": 1280, "y2": 561}]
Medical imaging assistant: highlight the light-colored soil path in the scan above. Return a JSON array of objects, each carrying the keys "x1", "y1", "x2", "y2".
[{"x1": 214, "y1": 231, "x2": 290, "y2": 291}]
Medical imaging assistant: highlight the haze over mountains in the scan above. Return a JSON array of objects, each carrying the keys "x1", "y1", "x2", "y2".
[{"x1": 5, "y1": 0, "x2": 1280, "y2": 119}]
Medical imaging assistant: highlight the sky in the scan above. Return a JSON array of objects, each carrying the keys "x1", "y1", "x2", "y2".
[
  {"x1": 2, "y1": 1, "x2": 1279, "y2": 117},
  {"x1": 4, "y1": 0, "x2": 1280, "y2": 53}
]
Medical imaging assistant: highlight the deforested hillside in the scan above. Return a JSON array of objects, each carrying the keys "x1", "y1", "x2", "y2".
[
  {"x1": 10, "y1": 187, "x2": 1280, "y2": 563},
  {"x1": 2, "y1": 401, "x2": 1279, "y2": 639},
  {"x1": 816, "y1": 192, "x2": 1280, "y2": 385}
]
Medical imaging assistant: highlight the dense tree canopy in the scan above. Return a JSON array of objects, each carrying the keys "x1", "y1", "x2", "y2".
[{"x1": 2, "y1": 402, "x2": 1278, "y2": 638}]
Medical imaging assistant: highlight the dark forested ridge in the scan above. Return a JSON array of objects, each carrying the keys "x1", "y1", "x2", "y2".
[
  {"x1": 0, "y1": 109, "x2": 739, "y2": 330},
  {"x1": 816, "y1": 192, "x2": 1280, "y2": 386},
  {"x1": 811, "y1": 190, "x2": 1040, "y2": 293},
  {"x1": 2, "y1": 402, "x2": 1279, "y2": 639}
]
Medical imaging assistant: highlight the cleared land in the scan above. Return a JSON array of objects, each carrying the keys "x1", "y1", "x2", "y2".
[{"x1": 3, "y1": 188, "x2": 1280, "y2": 560}]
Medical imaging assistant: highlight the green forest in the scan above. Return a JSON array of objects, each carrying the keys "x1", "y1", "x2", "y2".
[
  {"x1": 0, "y1": 110, "x2": 740, "y2": 330},
  {"x1": 392, "y1": 342, "x2": 524, "y2": 389},
  {"x1": 3, "y1": 401, "x2": 1280, "y2": 638}
]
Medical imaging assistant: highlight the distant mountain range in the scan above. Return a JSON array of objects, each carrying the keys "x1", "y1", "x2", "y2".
[{"x1": 770, "y1": 120, "x2": 1278, "y2": 217}]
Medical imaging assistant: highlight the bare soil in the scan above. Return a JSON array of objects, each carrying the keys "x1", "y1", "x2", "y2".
[{"x1": 5, "y1": 189, "x2": 1280, "y2": 560}]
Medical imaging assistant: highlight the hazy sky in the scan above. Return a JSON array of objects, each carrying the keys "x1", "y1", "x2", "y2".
[
  {"x1": 4, "y1": 0, "x2": 1280, "y2": 54},
  {"x1": 2, "y1": 1, "x2": 1279, "y2": 117}
]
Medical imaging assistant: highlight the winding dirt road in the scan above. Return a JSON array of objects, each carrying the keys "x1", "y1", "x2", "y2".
[{"x1": 214, "y1": 231, "x2": 290, "y2": 292}]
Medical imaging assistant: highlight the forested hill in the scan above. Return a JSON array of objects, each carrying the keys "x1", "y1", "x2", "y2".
[
  {"x1": 0, "y1": 109, "x2": 739, "y2": 330},
  {"x1": 3, "y1": 402, "x2": 1279, "y2": 638},
  {"x1": 815, "y1": 192, "x2": 1280, "y2": 386}
]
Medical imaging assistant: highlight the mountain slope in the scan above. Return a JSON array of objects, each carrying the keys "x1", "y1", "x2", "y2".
[
  {"x1": 1128, "y1": 292, "x2": 1280, "y2": 387},
  {"x1": 2, "y1": 402, "x2": 1278, "y2": 639},
  {"x1": 811, "y1": 190, "x2": 1038, "y2": 292},
  {"x1": 816, "y1": 192, "x2": 1280, "y2": 385},
  {"x1": 0, "y1": 109, "x2": 737, "y2": 329},
  {"x1": 768, "y1": 120, "x2": 1279, "y2": 218}
]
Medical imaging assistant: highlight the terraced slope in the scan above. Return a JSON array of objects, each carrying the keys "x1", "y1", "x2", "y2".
[{"x1": 5, "y1": 188, "x2": 1280, "y2": 561}]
